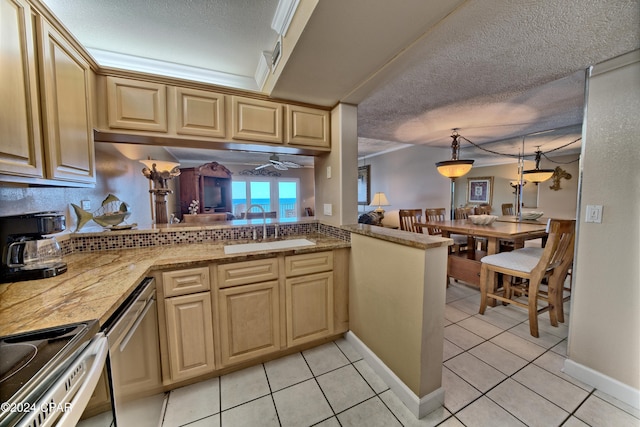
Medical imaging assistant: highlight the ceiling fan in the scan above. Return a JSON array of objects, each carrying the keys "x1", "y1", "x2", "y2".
[{"x1": 255, "y1": 154, "x2": 302, "y2": 171}]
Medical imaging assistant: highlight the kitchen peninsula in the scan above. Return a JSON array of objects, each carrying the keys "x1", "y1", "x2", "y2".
[{"x1": 343, "y1": 224, "x2": 452, "y2": 418}]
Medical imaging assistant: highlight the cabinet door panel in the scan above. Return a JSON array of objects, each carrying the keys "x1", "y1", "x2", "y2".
[
  {"x1": 219, "y1": 281, "x2": 280, "y2": 366},
  {"x1": 231, "y1": 96, "x2": 282, "y2": 143},
  {"x1": 162, "y1": 267, "x2": 210, "y2": 297},
  {"x1": 285, "y1": 105, "x2": 330, "y2": 148},
  {"x1": 165, "y1": 292, "x2": 215, "y2": 382},
  {"x1": 107, "y1": 76, "x2": 167, "y2": 132},
  {"x1": 217, "y1": 258, "x2": 279, "y2": 289},
  {"x1": 285, "y1": 251, "x2": 333, "y2": 277},
  {"x1": 38, "y1": 19, "x2": 95, "y2": 183},
  {"x1": 0, "y1": 0, "x2": 43, "y2": 177},
  {"x1": 286, "y1": 272, "x2": 334, "y2": 346},
  {"x1": 176, "y1": 87, "x2": 226, "y2": 138}
]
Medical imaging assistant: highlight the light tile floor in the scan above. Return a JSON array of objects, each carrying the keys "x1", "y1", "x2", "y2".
[{"x1": 160, "y1": 282, "x2": 640, "y2": 426}]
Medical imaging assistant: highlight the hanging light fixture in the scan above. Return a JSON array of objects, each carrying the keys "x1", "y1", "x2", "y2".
[
  {"x1": 436, "y1": 130, "x2": 475, "y2": 219},
  {"x1": 523, "y1": 147, "x2": 554, "y2": 183},
  {"x1": 435, "y1": 131, "x2": 475, "y2": 178}
]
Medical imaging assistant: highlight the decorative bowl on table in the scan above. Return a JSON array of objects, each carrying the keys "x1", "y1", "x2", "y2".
[
  {"x1": 468, "y1": 214, "x2": 498, "y2": 225},
  {"x1": 521, "y1": 211, "x2": 544, "y2": 220}
]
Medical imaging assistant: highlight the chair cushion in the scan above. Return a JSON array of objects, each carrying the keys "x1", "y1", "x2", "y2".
[{"x1": 481, "y1": 247, "x2": 543, "y2": 273}]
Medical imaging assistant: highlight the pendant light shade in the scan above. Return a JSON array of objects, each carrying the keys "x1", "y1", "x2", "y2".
[
  {"x1": 436, "y1": 132, "x2": 474, "y2": 178},
  {"x1": 523, "y1": 149, "x2": 554, "y2": 183}
]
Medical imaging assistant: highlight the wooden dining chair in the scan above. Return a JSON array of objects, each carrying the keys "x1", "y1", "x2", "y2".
[
  {"x1": 501, "y1": 203, "x2": 514, "y2": 215},
  {"x1": 454, "y1": 206, "x2": 474, "y2": 219},
  {"x1": 425, "y1": 208, "x2": 471, "y2": 253},
  {"x1": 478, "y1": 219, "x2": 575, "y2": 337},
  {"x1": 399, "y1": 209, "x2": 424, "y2": 233}
]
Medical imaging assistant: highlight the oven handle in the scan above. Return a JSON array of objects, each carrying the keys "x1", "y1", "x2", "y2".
[{"x1": 119, "y1": 296, "x2": 156, "y2": 353}]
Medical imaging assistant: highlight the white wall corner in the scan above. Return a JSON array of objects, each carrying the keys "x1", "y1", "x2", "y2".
[
  {"x1": 271, "y1": 0, "x2": 300, "y2": 36},
  {"x1": 563, "y1": 359, "x2": 640, "y2": 410},
  {"x1": 344, "y1": 331, "x2": 445, "y2": 419}
]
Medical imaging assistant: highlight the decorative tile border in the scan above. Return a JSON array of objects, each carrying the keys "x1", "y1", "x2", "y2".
[{"x1": 68, "y1": 222, "x2": 350, "y2": 253}]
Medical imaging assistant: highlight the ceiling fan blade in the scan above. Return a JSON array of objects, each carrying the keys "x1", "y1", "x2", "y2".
[
  {"x1": 255, "y1": 163, "x2": 271, "y2": 170},
  {"x1": 281, "y1": 161, "x2": 301, "y2": 168},
  {"x1": 273, "y1": 163, "x2": 288, "y2": 170}
]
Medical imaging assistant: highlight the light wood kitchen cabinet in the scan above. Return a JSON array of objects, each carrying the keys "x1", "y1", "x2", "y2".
[
  {"x1": 1, "y1": 0, "x2": 95, "y2": 184},
  {"x1": 0, "y1": 0, "x2": 44, "y2": 178},
  {"x1": 174, "y1": 87, "x2": 226, "y2": 138},
  {"x1": 285, "y1": 271, "x2": 334, "y2": 346},
  {"x1": 218, "y1": 280, "x2": 281, "y2": 366},
  {"x1": 157, "y1": 267, "x2": 215, "y2": 383},
  {"x1": 164, "y1": 292, "x2": 215, "y2": 382},
  {"x1": 106, "y1": 76, "x2": 167, "y2": 132},
  {"x1": 285, "y1": 105, "x2": 330, "y2": 149},
  {"x1": 37, "y1": 17, "x2": 95, "y2": 184},
  {"x1": 285, "y1": 252, "x2": 334, "y2": 346},
  {"x1": 231, "y1": 96, "x2": 283, "y2": 144}
]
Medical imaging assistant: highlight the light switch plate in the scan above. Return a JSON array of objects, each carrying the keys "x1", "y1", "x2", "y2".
[
  {"x1": 326, "y1": 166, "x2": 332, "y2": 179},
  {"x1": 585, "y1": 205, "x2": 603, "y2": 223},
  {"x1": 323, "y1": 203, "x2": 332, "y2": 216}
]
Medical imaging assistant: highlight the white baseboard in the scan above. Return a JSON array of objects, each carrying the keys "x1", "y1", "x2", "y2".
[
  {"x1": 564, "y1": 358, "x2": 640, "y2": 410},
  {"x1": 344, "y1": 331, "x2": 444, "y2": 419}
]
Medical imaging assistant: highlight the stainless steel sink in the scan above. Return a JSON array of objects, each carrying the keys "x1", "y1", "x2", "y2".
[{"x1": 223, "y1": 238, "x2": 316, "y2": 254}]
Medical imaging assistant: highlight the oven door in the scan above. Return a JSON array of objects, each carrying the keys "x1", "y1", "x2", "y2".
[{"x1": 7, "y1": 333, "x2": 109, "y2": 427}]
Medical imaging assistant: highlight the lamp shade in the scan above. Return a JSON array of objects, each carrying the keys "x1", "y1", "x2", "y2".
[
  {"x1": 139, "y1": 159, "x2": 180, "y2": 172},
  {"x1": 369, "y1": 192, "x2": 391, "y2": 212},
  {"x1": 436, "y1": 160, "x2": 474, "y2": 178}
]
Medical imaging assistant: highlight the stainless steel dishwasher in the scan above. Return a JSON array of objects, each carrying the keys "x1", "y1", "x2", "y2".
[{"x1": 104, "y1": 278, "x2": 165, "y2": 427}]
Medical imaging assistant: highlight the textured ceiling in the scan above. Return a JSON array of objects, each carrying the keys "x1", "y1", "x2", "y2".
[{"x1": 42, "y1": 0, "x2": 640, "y2": 166}]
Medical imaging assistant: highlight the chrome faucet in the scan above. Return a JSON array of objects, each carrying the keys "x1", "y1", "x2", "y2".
[{"x1": 247, "y1": 204, "x2": 267, "y2": 240}]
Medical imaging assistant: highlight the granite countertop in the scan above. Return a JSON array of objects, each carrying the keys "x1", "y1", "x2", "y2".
[
  {"x1": 0, "y1": 235, "x2": 348, "y2": 337},
  {"x1": 342, "y1": 224, "x2": 452, "y2": 249}
]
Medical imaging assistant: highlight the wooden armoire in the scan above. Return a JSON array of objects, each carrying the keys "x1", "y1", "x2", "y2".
[{"x1": 179, "y1": 162, "x2": 232, "y2": 215}]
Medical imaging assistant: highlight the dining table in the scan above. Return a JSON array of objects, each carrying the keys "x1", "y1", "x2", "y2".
[{"x1": 419, "y1": 218, "x2": 549, "y2": 287}]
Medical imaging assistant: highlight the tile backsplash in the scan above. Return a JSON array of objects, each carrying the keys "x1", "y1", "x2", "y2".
[{"x1": 61, "y1": 221, "x2": 350, "y2": 253}]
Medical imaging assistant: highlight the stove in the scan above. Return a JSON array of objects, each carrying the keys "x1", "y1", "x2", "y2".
[{"x1": 0, "y1": 320, "x2": 99, "y2": 425}]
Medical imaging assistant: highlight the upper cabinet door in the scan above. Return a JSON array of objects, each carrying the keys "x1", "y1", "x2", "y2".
[
  {"x1": 0, "y1": 0, "x2": 44, "y2": 178},
  {"x1": 107, "y1": 76, "x2": 167, "y2": 132},
  {"x1": 231, "y1": 96, "x2": 283, "y2": 144},
  {"x1": 38, "y1": 18, "x2": 95, "y2": 184},
  {"x1": 175, "y1": 87, "x2": 226, "y2": 138},
  {"x1": 285, "y1": 105, "x2": 330, "y2": 149}
]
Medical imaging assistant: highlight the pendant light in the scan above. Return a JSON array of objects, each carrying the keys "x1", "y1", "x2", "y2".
[
  {"x1": 435, "y1": 131, "x2": 474, "y2": 178},
  {"x1": 523, "y1": 147, "x2": 554, "y2": 183}
]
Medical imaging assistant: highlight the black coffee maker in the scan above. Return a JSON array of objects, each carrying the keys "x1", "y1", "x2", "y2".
[{"x1": 0, "y1": 212, "x2": 68, "y2": 283}]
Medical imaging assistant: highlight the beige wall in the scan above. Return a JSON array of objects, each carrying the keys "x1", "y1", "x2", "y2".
[
  {"x1": 314, "y1": 103, "x2": 359, "y2": 225},
  {"x1": 456, "y1": 154, "x2": 579, "y2": 219},
  {"x1": 567, "y1": 51, "x2": 640, "y2": 394},
  {"x1": 362, "y1": 144, "x2": 450, "y2": 216}
]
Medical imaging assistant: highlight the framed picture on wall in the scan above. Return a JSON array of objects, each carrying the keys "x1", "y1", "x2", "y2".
[
  {"x1": 358, "y1": 165, "x2": 371, "y2": 205},
  {"x1": 467, "y1": 176, "x2": 494, "y2": 205}
]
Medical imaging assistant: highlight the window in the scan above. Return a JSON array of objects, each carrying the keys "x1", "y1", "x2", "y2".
[{"x1": 232, "y1": 178, "x2": 300, "y2": 218}]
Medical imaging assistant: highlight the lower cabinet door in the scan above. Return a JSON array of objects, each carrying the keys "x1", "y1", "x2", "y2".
[
  {"x1": 218, "y1": 281, "x2": 280, "y2": 366},
  {"x1": 165, "y1": 292, "x2": 215, "y2": 382},
  {"x1": 286, "y1": 272, "x2": 334, "y2": 346}
]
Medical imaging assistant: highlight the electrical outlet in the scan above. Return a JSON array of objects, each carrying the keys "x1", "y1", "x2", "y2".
[
  {"x1": 323, "y1": 203, "x2": 332, "y2": 216},
  {"x1": 585, "y1": 205, "x2": 603, "y2": 223},
  {"x1": 81, "y1": 200, "x2": 91, "y2": 210}
]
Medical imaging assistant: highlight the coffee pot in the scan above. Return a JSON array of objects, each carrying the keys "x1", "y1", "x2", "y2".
[{"x1": 0, "y1": 212, "x2": 67, "y2": 283}]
